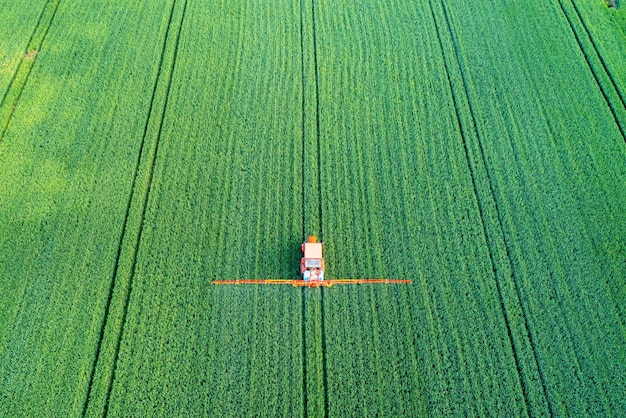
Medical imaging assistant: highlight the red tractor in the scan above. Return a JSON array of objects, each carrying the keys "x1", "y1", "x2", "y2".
[{"x1": 301, "y1": 236, "x2": 325, "y2": 283}]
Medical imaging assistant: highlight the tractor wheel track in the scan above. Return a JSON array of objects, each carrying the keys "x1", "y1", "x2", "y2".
[
  {"x1": 557, "y1": 0, "x2": 626, "y2": 143},
  {"x1": 311, "y1": 0, "x2": 330, "y2": 415},
  {"x1": 427, "y1": 1, "x2": 553, "y2": 416},
  {"x1": 102, "y1": 1, "x2": 188, "y2": 413},
  {"x1": 300, "y1": 0, "x2": 329, "y2": 416},
  {"x1": 0, "y1": 0, "x2": 61, "y2": 144},
  {"x1": 80, "y1": 0, "x2": 188, "y2": 415},
  {"x1": 299, "y1": 3, "x2": 309, "y2": 416}
]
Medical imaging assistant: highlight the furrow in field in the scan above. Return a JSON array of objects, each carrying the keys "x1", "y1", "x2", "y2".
[
  {"x1": 83, "y1": 0, "x2": 186, "y2": 415},
  {"x1": 299, "y1": 0, "x2": 306, "y2": 240},
  {"x1": 300, "y1": 289, "x2": 308, "y2": 416},
  {"x1": 555, "y1": 0, "x2": 626, "y2": 141},
  {"x1": 515, "y1": 0, "x2": 626, "y2": 335},
  {"x1": 443, "y1": 0, "x2": 626, "y2": 414},
  {"x1": 312, "y1": 0, "x2": 324, "y2": 233},
  {"x1": 431, "y1": 1, "x2": 552, "y2": 415},
  {"x1": 569, "y1": 0, "x2": 626, "y2": 114},
  {"x1": 316, "y1": 0, "x2": 529, "y2": 415},
  {"x1": 303, "y1": 289, "x2": 326, "y2": 417},
  {"x1": 0, "y1": 1, "x2": 176, "y2": 416},
  {"x1": 0, "y1": 0, "x2": 49, "y2": 104},
  {"x1": 430, "y1": 2, "x2": 545, "y2": 416},
  {"x1": 0, "y1": 0, "x2": 60, "y2": 142},
  {"x1": 301, "y1": 0, "x2": 328, "y2": 416},
  {"x1": 302, "y1": 0, "x2": 323, "y2": 236},
  {"x1": 319, "y1": 288, "x2": 330, "y2": 416},
  {"x1": 102, "y1": 1, "x2": 304, "y2": 415}
]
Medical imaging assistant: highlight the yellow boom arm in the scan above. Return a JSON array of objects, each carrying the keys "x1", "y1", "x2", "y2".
[{"x1": 212, "y1": 279, "x2": 412, "y2": 287}]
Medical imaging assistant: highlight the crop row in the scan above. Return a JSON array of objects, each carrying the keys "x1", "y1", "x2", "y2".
[
  {"x1": 1, "y1": 0, "x2": 625, "y2": 416},
  {"x1": 101, "y1": 0, "x2": 306, "y2": 416},
  {"x1": 569, "y1": 0, "x2": 626, "y2": 123},
  {"x1": 316, "y1": 0, "x2": 626, "y2": 415},
  {"x1": 0, "y1": 0, "x2": 53, "y2": 139},
  {"x1": 0, "y1": 1, "x2": 179, "y2": 415},
  {"x1": 0, "y1": 0, "x2": 48, "y2": 103},
  {"x1": 442, "y1": 0, "x2": 626, "y2": 414},
  {"x1": 83, "y1": 0, "x2": 187, "y2": 415},
  {"x1": 556, "y1": 0, "x2": 626, "y2": 140},
  {"x1": 317, "y1": 0, "x2": 527, "y2": 414}
]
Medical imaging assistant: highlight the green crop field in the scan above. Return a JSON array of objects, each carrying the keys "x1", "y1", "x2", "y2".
[{"x1": 1, "y1": 0, "x2": 625, "y2": 416}]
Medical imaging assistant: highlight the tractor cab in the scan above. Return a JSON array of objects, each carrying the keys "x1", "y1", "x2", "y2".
[{"x1": 301, "y1": 236, "x2": 325, "y2": 282}]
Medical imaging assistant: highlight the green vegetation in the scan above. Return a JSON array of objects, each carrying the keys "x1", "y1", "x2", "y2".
[
  {"x1": 0, "y1": 1, "x2": 178, "y2": 415},
  {"x1": 1, "y1": 0, "x2": 625, "y2": 416},
  {"x1": 0, "y1": 0, "x2": 48, "y2": 99},
  {"x1": 0, "y1": 0, "x2": 53, "y2": 137},
  {"x1": 88, "y1": 0, "x2": 305, "y2": 415}
]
